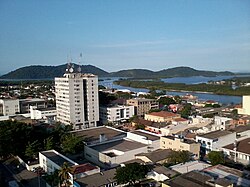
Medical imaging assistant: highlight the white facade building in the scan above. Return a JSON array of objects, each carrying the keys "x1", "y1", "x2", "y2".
[
  {"x1": 30, "y1": 106, "x2": 56, "y2": 123},
  {"x1": 238, "y1": 95, "x2": 250, "y2": 115},
  {"x1": 0, "y1": 99, "x2": 20, "y2": 116},
  {"x1": 99, "y1": 105, "x2": 134, "y2": 124},
  {"x1": 196, "y1": 130, "x2": 236, "y2": 154},
  {"x1": 55, "y1": 65, "x2": 99, "y2": 129}
]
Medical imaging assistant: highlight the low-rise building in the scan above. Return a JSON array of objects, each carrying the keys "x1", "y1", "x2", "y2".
[
  {"x1": 19, "y1": 98, "x2": 46, "y2": 113},
  {"x1": 170, "y1": 160, "x2": 211, "y2": 174},
  {"x1": 126, "y1": 98, "x2": 159, "y2": 116},
  {"x1": 147, "y1": 166, "x2": 178, "y2": 182},
  {"x1": 160, "y1": 136, "x2": 200, "y2": 159},
  {"x1": 99, "y1": 105, "x2": 134, "y2": 124},
  {"x1": 145, "y1": 111, "x2": 181, "y2": 123},
  {"x1": 222, "y1": 138, "x2": 250, "y2": 165},
  {"x1": 30, "y1": 106, "x2": 56, "y2": 123},
  {"x1": 135, "y1": 149, "x2": 172, "y2": 164},
  {"x1": 196, "y1": 130, "x2": 236, "y2": 154},
  {"x1": 203, "y1": 164, "x2": 250, "y2": 187},
  {"x1": 0, "y1": 99, "x2": 20, "y2": 116}
]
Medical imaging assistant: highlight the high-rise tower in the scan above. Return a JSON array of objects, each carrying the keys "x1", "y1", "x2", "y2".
[{"x1": 55, "y1": 63, "x2": 99, "y2": 129}]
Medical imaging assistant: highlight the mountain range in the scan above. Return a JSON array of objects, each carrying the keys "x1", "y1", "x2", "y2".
[{"x1": 0, "y1": 64, "x2": 234, "y2": 79}]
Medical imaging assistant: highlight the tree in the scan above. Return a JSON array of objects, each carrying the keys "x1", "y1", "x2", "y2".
[
  {"x1": 115, "y1": 163, "x2": 150, "y2": 186},
  {"x1": 167, "y1": 150, "x2": 192, "y2": 164},
  {"x1": 179, "y1": 103, "x2": 193, "y2": 119},
  {"x1": 207, "y1": 151, "x2": 225, "y2": 165},
  {"x1": 45, "y1": 137, "x2": 54, "y2": 150},
  {"x1": 58, "y1": 162, "x2": 72, "y2": 187},
  {"x1": 158, "y1": 97, "x2": 176, "y2": 106},
  {"x1": 61, "y1": 134, "x2": 84, "y2": 154},
  {"x1": 45, "y1": 169, "x2": 60, "y2": 187},
  {"x1": 25, "y1": 140, "x2": 40, "y2": 159}
]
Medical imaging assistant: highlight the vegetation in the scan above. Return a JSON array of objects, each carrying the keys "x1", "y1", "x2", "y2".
[
  {"x1": 44, "y1": 170, "x2": 60, "y2": 187},
  {"x1": 167, "y1": 150, "x2": 192, "y2": 164},
  {"x1": 179, "y1": 103, "x2": 193, "y2": 119},
  {"x1": 115, "y1": 163, "x2": 151, "y2": 186},
  {"x1": 114, "y1": 79, "x2": 250, "y2": 96},
  {"x1": 0, "y1": 63, "x2": 109, "y2": 79},
  {"x1": 1, "y1": 65, "x2": 234, "y2": 79},
  {"x1": 61, "y1": 134, "x2": 84, "y2": 155},
  {"x1": 58, "y1": 162, "x2": 72, "y2": 187},
  {"x1": 204, "y1": 104, "x2": 221, "y2": 108},
  {"x1": 0, "y1": 120, "x2": 77, "y2": 160},
  {"x1": 158, "y1": 97, "x2": 176, "y2": 106},
  {"x1": 207, "y1": 151, "x2": 225, "y2": 165}
]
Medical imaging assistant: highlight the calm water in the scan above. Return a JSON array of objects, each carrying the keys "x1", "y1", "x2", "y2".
[{"x1": 99, "y1": 76, "x2": 242, "y2": 104}]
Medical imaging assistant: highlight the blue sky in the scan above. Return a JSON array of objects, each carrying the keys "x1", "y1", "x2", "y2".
[{"x1": 0, "y1": 0, "x2": 249, "y2": 74}]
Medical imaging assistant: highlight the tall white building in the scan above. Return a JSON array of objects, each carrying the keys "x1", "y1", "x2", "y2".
[{"x1": 55, "y1": 64, "x2": 99, "y2": 129}]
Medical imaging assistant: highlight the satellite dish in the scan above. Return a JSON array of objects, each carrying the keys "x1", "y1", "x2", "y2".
[{"x1": 69, "y1": 67, "x2": 74, "y2": 73}]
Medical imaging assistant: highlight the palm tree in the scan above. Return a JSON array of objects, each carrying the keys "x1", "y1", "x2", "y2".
[{"x1": 58, "y1": 162, "x2": 72, "y2": 187}]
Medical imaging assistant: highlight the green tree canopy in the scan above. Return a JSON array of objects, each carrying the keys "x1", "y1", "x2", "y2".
[
  {"x1": 158, "y1": 97, "x2": 176, "y2": 106},
  {"x1": 207, "y1": 151, "x2": 225, "y2": 165},
  {"x1": 25, "y1": 140, "x2": 40, "y2": 159},
  {"x1": 115, "y1": 163, "x2": 150, "y2": 185},
  {"x1": 61, "y1": 134, "x2": 84, "y2": 154},
  {"x1": 167, "y1": 150, "x2": 192, "y2": 164}
]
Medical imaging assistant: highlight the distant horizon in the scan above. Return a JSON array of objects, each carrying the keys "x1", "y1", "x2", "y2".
[
  {"x1": 1, "y1": 63, "x2": 250, "y2": 76},
  {"x1": 0, "y1": 1, "x2": 249, "y2": 74}
]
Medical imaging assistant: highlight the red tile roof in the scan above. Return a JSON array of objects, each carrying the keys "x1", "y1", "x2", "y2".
[
  {"x1": 70, "y1": 163, "x2": 99, "y2": 175},
  {"x1": 223, "y1": 138, "x2": 250, "y2": 155},
  {"x1": 148, "y1": 111, "x2": 179, "y2": 118}
]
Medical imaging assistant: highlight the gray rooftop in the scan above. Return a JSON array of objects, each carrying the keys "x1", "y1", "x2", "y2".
[
  {"x1": 91, "y1": 139, "x2": 147, "y2": 153},
  {"x1": 75, "y1": 168, "x2": 116, "y2": 187},
  {"x1": 72, "y1": 126, "x2": 126, "y2": 144},
  {"x1": 132, "y1": 130, "x2": 160, "y2": 141},
  {"x1": 41, "y1": 151, "x2": 75, "y2": 167},
  {"x1": 197, "y1": 130, "x2": 233, "y2": 139},
  {"x1": 136, "y1": 149, "x2": 172, "y2": 163}
]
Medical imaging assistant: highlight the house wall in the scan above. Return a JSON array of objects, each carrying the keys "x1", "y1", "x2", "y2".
[
  {"x1": 84, "y1": 144, "x2": 149, "y2": 168},
  {"x1": 160, "y1": 137, "x2": 200, "y2": 159},
  {"x1": 196, "y1": 132, "x2": 236, "y2": 153}
]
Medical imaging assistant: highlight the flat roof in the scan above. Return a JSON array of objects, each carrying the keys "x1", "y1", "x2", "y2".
[
  {"x1": 197, "y1": 130, "x2": 233, "y2": 139},
  {"x1": 72, "y1": 126, "x2": 126, "y2": 144},
  {"x1": 75, "y1": 168, "x2": 116, "y2": 186},
  {"x1": 91, "y1": 139, "x2": 146, "y2": 152},
  {"x1": 230, "y1": 125, "x2": 250, "y2": 133},
  {"x1": 166, "y1": 170, "x2": 212, "y2": 187},
  {"x1": 153, "y1": 166, "x2": 178, "y2": 178},
  {"x1": 136, "y1": 149, "x2": 172, "y2": 163},
  {"x1": 223, "y1": 138, "x2": 250, "y2": 155},
  {"x1": 170, "y1": 161, "x2": 211, "y2": 174},
  {"x1": 41, "y1": 151, "x2": 75, "y2": 167},
  {"x1": 127, "y1": 98, "x2": 156, "y2": 101},
  {"x1": 131, "y1": 130, "x2": 160, "y2": 141}
]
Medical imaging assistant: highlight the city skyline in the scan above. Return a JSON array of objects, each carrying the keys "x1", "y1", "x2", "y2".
[{"x1": 0, "y1": 0, "x2": 250, "y2": 74}]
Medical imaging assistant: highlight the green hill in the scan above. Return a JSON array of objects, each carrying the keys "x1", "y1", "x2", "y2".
[
  {"x1": 0, "y1": 64, "x2": 234, "y2": 79},
  {"x1": 0, "y1": 64, "x2": 109, "y2": 79}
]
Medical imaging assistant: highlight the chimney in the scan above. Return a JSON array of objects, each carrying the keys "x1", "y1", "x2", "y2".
[{"x1": 99, "y1": 133, "x2": 106, "y2": 143}]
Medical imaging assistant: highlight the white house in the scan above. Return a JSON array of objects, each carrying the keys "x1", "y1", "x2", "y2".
[
  {"x1": 30, "y1": 106, "x2": 56, "y2": 123},
  {"x1": 0, "y1": 99, "x2": 20, "y2": 116},
  {"x1": 196, "y1": 130, "x2": 236, "y2": 154},
  {"x1": 99, "y1": 105, "x2": 134, "y2": 124}
]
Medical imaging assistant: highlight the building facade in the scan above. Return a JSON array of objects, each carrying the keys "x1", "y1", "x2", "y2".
[
  {"x1": 196, "y1": 130, "x2": 236, "y2": 154},
  {"x1": 0, "y1": 99, "x2": 20, "y2": 116},
  {"x1": 126, "y1": 98, "x2": 158, "y2": 116},
  {"x1": 99, "y1": 105, "x2": 134, "y2": 124},
  {"x1": 145, "y1": 111, "x2": 181, "y2": 123},
  {"x1": 238, "y1": 95, "x2": 250, "y2": 115},
  {"x1": 160, "y1": 136, "x2": 200, "y2": 159},
  {"x1": 55, "y1": 65, "x2": 99, "y2": 129}
]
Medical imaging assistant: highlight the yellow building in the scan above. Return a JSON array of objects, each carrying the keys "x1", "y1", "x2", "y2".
[
  {"x1": 160, "y1": 136, "x2": 200, "y2": 159},
  {"x1": 145, "y1": 111, "x2": 181, "y2": 123}
]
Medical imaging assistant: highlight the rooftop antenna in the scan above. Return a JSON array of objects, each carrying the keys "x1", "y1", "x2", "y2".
[
  {"x1": 78, "y1": 53, "x2": 82, "y2": 73},
  {"x1": 66, "y1": 55, "x2": 70, "y2": 72}
]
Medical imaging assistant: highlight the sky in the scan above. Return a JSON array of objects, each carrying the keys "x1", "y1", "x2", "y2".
[{"x1": 0, "y1": 0, "x2": 250, "y2": 74}]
